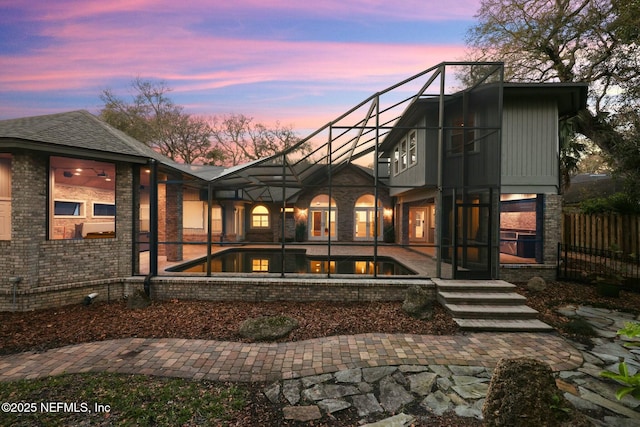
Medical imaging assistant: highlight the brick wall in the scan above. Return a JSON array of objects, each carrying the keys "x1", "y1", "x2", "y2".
[
  {"x1": 0, "y1": 152, "x2": 135, "y2": 311},
  {"x1": 145, "y1": 276, "x2": 435, "y2": 303},
  {"x1": 543, "y1": 193, "x2": 562, "y2": 265},
  {"x1": 295, "y1": 166, "x2": 392, "y2": 242}
]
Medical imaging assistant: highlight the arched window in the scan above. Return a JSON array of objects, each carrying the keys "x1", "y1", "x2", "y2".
[{"x1": 251, "y1": 205, "x2": 270, "y2": 228}]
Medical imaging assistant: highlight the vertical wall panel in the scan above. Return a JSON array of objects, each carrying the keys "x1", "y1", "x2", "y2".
[{"x1": 502, "y1": 97, "x2": 559, "y2": 190}]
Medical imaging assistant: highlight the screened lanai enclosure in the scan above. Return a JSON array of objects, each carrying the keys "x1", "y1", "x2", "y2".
[{"x1": 135, "y1": 62, "x2": 505, "y2": 279}]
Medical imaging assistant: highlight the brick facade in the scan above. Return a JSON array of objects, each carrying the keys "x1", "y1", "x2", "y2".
[
  {"x1": 294, "y1": 166, "x2": 392, "y2": 242},
  {"x1": 144, "y1": 277, "x2": 435, "y2": 303},
  {"x1": 0, "y1": 153, "x2": 135, "y2": 311}
]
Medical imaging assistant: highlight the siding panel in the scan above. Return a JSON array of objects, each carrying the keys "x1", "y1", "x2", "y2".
[{"x1": 502, "y1": 97, "x2": 559, "y2": 192}]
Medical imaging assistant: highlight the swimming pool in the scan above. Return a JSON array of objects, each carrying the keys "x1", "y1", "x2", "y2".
[{"x1": 166, "y1": 248, "x2": 416, "y2": 275}]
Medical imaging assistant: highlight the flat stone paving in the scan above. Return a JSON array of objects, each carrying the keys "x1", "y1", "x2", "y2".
[{"x1": 0, "y1": 333, "x2": 581, "y2": 383}]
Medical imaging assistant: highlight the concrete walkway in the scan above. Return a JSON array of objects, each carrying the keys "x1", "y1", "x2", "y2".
[{"x1": 0, "y1": 332, "x2": 581, "y2": 383}]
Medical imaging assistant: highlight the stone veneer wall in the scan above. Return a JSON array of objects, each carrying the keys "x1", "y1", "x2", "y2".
[{"x1": 0, "y1": 152, "x2": 135, "y2": 311}]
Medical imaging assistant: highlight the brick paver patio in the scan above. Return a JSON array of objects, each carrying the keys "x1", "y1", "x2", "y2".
[{"x1": 0, "y1": 333, "x2": 582, "y2": 383}]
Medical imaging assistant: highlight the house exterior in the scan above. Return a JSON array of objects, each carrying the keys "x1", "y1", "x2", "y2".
[
  {"x1": 378, "y1": 82, "x2": 587, "y2": 279},
  {"x1": 0, "y1": 63, "x2": 588, "y2": 311}
]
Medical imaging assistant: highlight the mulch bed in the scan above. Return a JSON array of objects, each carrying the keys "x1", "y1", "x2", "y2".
[{"x1": 2, "y1": 280, "x2": 639, "y2": 426}]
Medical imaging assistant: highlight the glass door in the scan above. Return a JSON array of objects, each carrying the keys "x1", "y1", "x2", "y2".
[
  {"x1": 410, "y1": 208, "x2": 426, "y2": 242},
  {"x1": 454, "y1": 202, "x2": 492, "y2": 279},
  {"x1": 354, "y1": 208, "x2": 381, "y2": 240},
  {"x1": 310, "y1": 209, "x2": 335, "y2": 240}
]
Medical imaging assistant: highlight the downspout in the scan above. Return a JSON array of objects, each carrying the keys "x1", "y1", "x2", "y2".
[{"x1": 9, "y1": 276, "x2": 21, "y2": 312}]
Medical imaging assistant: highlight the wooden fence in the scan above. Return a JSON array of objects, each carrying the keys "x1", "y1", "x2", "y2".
[{"x1": 562, "y1": 213, "x2": 640, "y2": 256}]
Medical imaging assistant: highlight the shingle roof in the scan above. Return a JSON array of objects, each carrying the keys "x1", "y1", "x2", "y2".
[{"x1": 0, "y1": 110, "x2": 161, "y2": 161}]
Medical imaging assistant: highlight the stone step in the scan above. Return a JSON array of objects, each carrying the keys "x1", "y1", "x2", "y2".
[
  {"x1": 432, "y1": 279, "x2": 516, "y2": 293},
  {"x1": 438, "y1": 291, "x2": 527, "y2": 305},
  {"x1": 444, "y1": 303, "x2": 539, "y2": 319},
  {"x1": 453, "y1": 318, "x2": 554, "y2": 332}
]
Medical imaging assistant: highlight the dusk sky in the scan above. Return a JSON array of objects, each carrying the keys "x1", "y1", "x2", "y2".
[{"x1": 0, "y1": 0, "x2": 481, "y2": 134}]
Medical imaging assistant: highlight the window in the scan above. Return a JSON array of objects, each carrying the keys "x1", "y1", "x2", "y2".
[
  {"x1": 393, "y1": 132, "x2": 416, "y2": 175},
  {"x1": 251, "y1": 205, "x2": 270, "y2": 228},
  {"x1": 408, "y1": 131, "x2": 417, "y2": 167},
  {"x1": 252, "y1": 258, "x2": 269, "y2": 272},
  {"x1": 93, "y1": 202, "x2": 115, "y2": 217},
  {"x1": 393, "y1": 146, "x2": 399, "y2": 175},
  {"x1": 400, "y1": 138, "x2": 408, "y2": 170},
  {"x1": 212, "y1": 206, "x2": 222, "y2": 233},
  {"x1": 449, "y1": 116, "x2": 476, "y2": 155},
  {"x1": 0, "y1": 155, "x2": 10, "y2": 241},
  {"x1": 54, "y1": 201, "x2": 85, "y2": 217},
  {"x1": 50, "y1": 156, "x2": 115, "y2": 240},
  {"x1": 183, "y1": 201, "x2": 205, "y2": 229}
]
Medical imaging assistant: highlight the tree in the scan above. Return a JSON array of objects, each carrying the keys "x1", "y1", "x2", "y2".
[
  {"x1": 207, "y1": 114, "x2": 310, "y2": 166},
  {"x1": 99, "y1": 78, "x2": 213, "y2": 164},
  {"x1": 465, "y1": 0, "x2": 640, "y2": 186}
]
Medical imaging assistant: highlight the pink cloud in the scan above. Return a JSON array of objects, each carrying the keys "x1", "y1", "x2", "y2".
[
  {"x1": 0, "y1": 0, "x2": 476, "y2": 127},
  {"x1": 26, "y1": 0, "x2": 482, "y2": 23}
]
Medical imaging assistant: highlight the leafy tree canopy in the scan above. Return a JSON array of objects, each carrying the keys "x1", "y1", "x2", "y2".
[{"x1": 466, "y1": 0, "x2": 640, "y2": 193}]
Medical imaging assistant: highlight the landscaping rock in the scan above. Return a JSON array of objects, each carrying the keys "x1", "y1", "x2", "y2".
[
  {"x1": 352, "y1": 393, "x2": 384, "y2": 416},
  {"x1": 361, "y1": 413, "x2": 416, "y2": 427},
  {"x1": 264, "y1": 382, "x2": 281, "y2": 404},
  {"x1": 379, "y1": 376, "x2": 414, "y2": 413},
  {"x1": 527, "y1": 276, "x2": 547, "y2": 292},
  {"x1": 408, "y1": 371, "x2": 438, "y2": 395},
  {"x1": 362, "y1": 366, "x2": 397, "y2": 383},
  {"x1": 334, "y1": 368, "x2": 362, "y2": 383},
  {"x1": 318, "y1": 398, "x2": 351, "y2": 414},
  {"x1": 282, "y1": 379, "x2": 300, "y2": 405},
  {"x1": 421, "y1": 390, "x2": 451, "y2": 415},
  {"x1": 402, "y1": 285, "x2": 434, "y2": 319},
  {"x1": 238, "y1": 315, "x2": 298, "y2": 341}
]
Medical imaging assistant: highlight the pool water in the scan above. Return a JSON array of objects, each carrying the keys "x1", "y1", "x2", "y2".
[{"x1": 167, "y1": 249, "x2": 416, "y2": 275}]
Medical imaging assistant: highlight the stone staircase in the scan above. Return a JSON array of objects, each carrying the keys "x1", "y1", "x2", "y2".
[{"x1": 433, "y1": 279, "x2": 553, "y2": 332}]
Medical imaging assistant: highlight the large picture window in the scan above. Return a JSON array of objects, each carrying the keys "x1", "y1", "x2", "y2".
[{"x1": 50, "y1": 156, "x2": 116, "y2": 240}]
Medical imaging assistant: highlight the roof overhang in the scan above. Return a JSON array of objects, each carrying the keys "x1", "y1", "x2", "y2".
[
  {"x1": 0, "y1": 137, "x2": 149, "y2": 164},
  {"x1": 503, "y1": 82, "x2": 588, "y2": 117}
]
